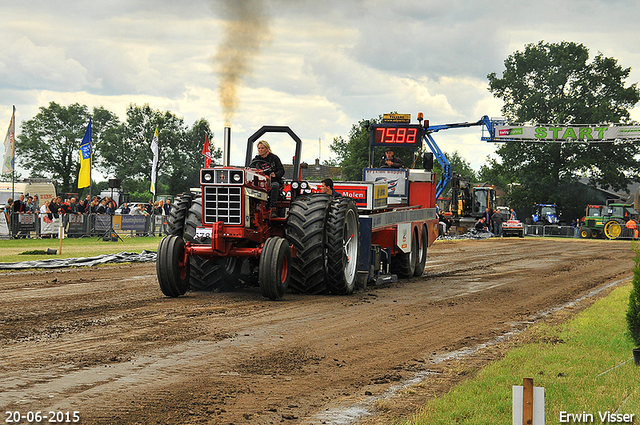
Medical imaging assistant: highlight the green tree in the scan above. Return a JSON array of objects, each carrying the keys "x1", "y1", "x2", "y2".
[
  {"x1": 432, "y1": 150, "x2": 477, "y2": 185},
  {"x1": 487, "y1": 41, "x2": 640, "y2": 219},
  {"x1": 98, "y1": 104, "x2": 219, "y2": 196},
  {"x1": 477, "y1": 157, "x2": 511, "y2": 190},
  {"x1": 16, "y1": 102, "x2": 116, "y2": 193},
  {"x1": 166, "y1": 118, "x2": 222, "y2": 195}
]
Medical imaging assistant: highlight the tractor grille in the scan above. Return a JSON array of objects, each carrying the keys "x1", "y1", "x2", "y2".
[{"x1": 203, "y1": 186, "x2": 242, "y2": 225}]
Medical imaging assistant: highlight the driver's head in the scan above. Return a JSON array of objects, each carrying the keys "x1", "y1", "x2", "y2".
[
  {"x1": 385, "y1": 147, "x2": 393, "y2": 159},
  {"x1": 320, "y1": 178, "x2": 334, "y2": 194},
  {"x1": 257, "y1": 140, "x2": 271, "y2": 157}
]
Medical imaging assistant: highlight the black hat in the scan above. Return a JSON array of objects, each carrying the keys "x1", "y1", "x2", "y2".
[{"x1": 385, "y1": 147, "x2": 393, "y2": 152}]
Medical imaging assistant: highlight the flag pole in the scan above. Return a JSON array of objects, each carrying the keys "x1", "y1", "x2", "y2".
[
  {"x1": 204, "y1": 132, "x2": 208, "y2": 168},
  {"x1": 89, "y1": 115, "x2": 92, "y2": 202},
  {"x1": 10, "y1": 106, "x2": 15, "y2": 202}
]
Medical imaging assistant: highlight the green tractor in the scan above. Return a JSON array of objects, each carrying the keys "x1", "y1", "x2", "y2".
[
  {"x1": 579, "y1": 204, "x2": 606, "y2": 238},
  {"x1": 580, "y1": 203, "x2": 638, "y2": 240}
]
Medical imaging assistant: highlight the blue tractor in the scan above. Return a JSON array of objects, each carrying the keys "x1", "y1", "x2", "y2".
[{"x1": 531, "y1": 203, "x2": 561, "y2": 225}]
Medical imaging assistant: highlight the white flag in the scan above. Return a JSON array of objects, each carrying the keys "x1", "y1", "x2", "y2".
[
  {"x1": 2, "y1": 106, "x2": 15, "y2": 174},
  {"x1": 150, "y1": 128, "x2": 159, "y2": 195}
]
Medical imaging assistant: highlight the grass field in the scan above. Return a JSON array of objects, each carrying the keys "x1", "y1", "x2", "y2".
[
  {"x1": 403, "y1": 282, "x2": 640, "y2": 425},
  {"x1": 0, "y1": 236, "x2": 163, "y2": 264}
]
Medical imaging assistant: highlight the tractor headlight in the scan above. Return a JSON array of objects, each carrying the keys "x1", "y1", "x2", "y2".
[
  {"x1": 232, "y1": 172, "x2": 242, "y2": 183},
  {"x1": 291, "y1": 181, "x2": 300, "y2": 190},
  {"x1": 300, "y1": 181, "x2": 309, "y2": 189},
  {"x1": 203, "y1": 172, "x2": 213, "y2": 182}
]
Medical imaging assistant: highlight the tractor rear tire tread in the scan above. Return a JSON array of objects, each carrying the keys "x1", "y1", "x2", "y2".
[
  {"x1": 325, "y1": 197, "x2": 359, "y2": 295},
  {"x1": 166, "y1": 192, "x2": 193, "y2": 237},
  {"x1": 285, "y1": 194, "x2": 333, "y2": 294}
]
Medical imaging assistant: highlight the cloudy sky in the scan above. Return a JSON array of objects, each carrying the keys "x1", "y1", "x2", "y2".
[{"x1": 1, "y1": 0, "x2": 639, "y2": 177}]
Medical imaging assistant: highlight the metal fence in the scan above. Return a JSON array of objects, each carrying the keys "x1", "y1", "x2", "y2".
[{"x1": 0, "y1": 212, "x2": 168, "y2": 239}]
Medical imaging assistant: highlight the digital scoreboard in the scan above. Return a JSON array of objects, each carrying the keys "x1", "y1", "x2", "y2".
[{"x1": 370, "y1": 124, "x2": 423, "y2": 148}]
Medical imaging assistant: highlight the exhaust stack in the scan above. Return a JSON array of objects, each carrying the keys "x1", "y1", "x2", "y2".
[{"x1": 223, "y1": 127, "x2": 231, "y2": 166}]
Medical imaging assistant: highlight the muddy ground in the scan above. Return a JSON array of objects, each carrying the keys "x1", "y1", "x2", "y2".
[{"x1": 0, "y1": 238, "x2": 636, "y2": 424}]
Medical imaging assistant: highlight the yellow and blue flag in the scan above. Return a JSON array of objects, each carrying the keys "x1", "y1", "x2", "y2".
[{"x1": 78, "y1": 118, "x2": 92, "y2": 189}]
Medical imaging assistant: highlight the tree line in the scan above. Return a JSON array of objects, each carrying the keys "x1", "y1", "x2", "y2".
[
  {"x1": 331, "y1": 41, "x2": 640, "y2": 221},
  {"x1": 4, "y1": 41, "x2": 639, "y2": 220},
  {"x1": 5, "y1": 103, "x2": 222, "y2": 199}
]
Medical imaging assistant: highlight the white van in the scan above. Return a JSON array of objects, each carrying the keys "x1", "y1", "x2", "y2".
[{"x1": 0, "y1": 179, "x2": 57, "y2": 208}]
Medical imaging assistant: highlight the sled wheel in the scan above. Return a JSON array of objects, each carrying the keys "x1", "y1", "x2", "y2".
[
  {"x1": 166, "y1": 192, "x2": 192, "y2": 236},
  {"x1": 157, "y1": 235, "x2": 190, "y2": 297},
  {"x1": 413, "y1": 225, "x2": 428, "y2": 277},
  {"x1": 326, "y1": 197, "x2": 360, "y2": 295},
  {"x1": 259, "y1": 237, "x2": 291, "y2": 300},
  {"x1": 604, "y1": 220, "x2": 622, "y2": 240},
  {"x1": 390, "y1": 229, "x2": 417, "y2": 278}
]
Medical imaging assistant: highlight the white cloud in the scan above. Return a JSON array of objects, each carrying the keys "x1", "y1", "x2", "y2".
[{"x1": 1, "y1": 0, "x2": 639, "y2": 177}]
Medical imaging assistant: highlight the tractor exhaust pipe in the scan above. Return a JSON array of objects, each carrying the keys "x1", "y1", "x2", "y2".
[{"x1": 223, "y1": 127, "x2": 231, "y2": 166}]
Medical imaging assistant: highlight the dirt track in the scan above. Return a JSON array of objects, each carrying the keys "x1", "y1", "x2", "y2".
[{"x1": 0, "y1": 238, "x2": 636, "y2": 424}]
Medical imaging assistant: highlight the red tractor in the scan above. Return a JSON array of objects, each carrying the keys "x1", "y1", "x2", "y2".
[
  {"x1": 157, "y1": 121, "x2": 439, "y2": 300},
  {"x1": 157, "y1": 126, "x2": 360, "y2": 300}
]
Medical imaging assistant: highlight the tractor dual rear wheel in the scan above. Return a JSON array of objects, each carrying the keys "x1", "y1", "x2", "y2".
[
  {"x1": 182, "y1": 195, "x2": 242, "y2": 292},
  {"x1": 325, "y1": 197, "x2": 360, "y2": 295},
  {"x1": 166, "y1": 192, "x2": 193, "y2": 237},
  {"x1": 184, "y1": 196, "x2": 206, "y2": 244},
  {"x1": 189, "y1": 256, "x2": 242, "y2": 292},
  {"x1": 285, "y1": 194, "x2": 333, "y2": 294}
]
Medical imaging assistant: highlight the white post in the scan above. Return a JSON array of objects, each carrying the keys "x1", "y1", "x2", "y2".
[{"x1": 513, "y1": 380, "x2": 545, "y2": 425}]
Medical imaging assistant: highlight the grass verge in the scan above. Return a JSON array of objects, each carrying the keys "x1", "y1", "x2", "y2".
[
  {"x1": 0, "y1": 236, "x2": 163, "y2": 263},
  {"x1": 403, "y1": 282, "x2": 640, "y2": 425}
]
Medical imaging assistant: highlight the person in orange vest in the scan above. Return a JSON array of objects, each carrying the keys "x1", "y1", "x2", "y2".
[{"x1": 626, "y1": 218, "x2": 638, "y2": 239}]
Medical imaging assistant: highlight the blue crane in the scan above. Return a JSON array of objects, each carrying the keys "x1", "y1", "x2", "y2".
[{"x1": 419, "y1": 115, "x2": 499, "y2": 199}]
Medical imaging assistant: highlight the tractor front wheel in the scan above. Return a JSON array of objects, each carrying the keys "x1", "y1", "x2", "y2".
[
  {"x1": 579, "y1": 228, "x2": 592, "y2": 239},
  {"x1": 259, "y1": 237, "x2": 291, "y2": 300},
  {"x1": 157, "y1": 235, "x2": 190, "y2": 297}
]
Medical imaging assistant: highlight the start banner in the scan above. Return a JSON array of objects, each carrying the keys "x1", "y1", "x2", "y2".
[{"x1": 494, "y1": 125, "x2": 640, "y2": 142}]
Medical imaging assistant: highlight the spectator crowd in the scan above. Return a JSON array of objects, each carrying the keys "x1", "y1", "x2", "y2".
[{"x1": 2, "y1": 195, "x2": 173, "y2": 239}]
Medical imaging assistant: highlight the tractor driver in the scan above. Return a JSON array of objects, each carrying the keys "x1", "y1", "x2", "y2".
[
  {"x1": 253, "y1": 140, "x2": 285, "y2": 215},
  {"x1": 379, "y1": 147, "x2": 405, "y2": 168}
]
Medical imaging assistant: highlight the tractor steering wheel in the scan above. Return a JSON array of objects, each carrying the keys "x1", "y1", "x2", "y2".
[{"x1": 249, "y1": 158, "x2": 272, "y2": 174}]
